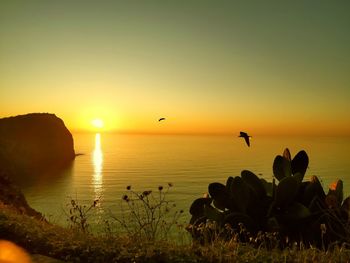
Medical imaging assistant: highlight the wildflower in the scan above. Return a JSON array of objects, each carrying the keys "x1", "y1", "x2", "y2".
[
  {"x1": 126, "y1": 185, "x2": 131, "y2": 190},
  {"x1": 143, "y1": 190, "x2": 152, "y2": 196},
  {"x1": 158, "y1": 185, "x2": 163, "y2": 191},
  {"x1": 168, "y1": 182, "x2": 173, "y2": 187},
  {"x1": 122, "y1": 194, "x2": 129, "y2": 201}
]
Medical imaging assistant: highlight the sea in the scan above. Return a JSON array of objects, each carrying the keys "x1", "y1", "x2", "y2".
[{"x1": 21, "y1": 133, "x2": 350, "y2": 227}]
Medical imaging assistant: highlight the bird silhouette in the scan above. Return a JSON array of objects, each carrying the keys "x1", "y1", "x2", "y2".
[
  {"x1": 239, "y1": 131, "x2": 251, "y2": 147},
  {"x1": 158, "y1": 118, "x2": 166, "y2": 122}
]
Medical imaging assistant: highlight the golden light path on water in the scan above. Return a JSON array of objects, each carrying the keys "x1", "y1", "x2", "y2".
[{"x1": 93, "y1": 133, "x2": 103, "y2": 199}]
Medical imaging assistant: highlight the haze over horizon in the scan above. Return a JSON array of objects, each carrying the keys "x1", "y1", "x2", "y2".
[{"x1": 1, "y1": 1, "x2": 349, "y2": 136}]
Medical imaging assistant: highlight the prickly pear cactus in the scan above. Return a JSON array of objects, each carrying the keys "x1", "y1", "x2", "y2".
[{"x1": 188, "y1": 148, "x2": 350, "y2": 248}]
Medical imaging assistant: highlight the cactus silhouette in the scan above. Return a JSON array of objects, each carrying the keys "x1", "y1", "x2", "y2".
[{"x1": 188, "y1": 148, "x2": 350, "y2": 248}]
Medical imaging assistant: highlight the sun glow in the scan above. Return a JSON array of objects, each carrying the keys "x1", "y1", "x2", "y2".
[{"x1": 91, "y1": 119, "x2": 104, "y2": 129}]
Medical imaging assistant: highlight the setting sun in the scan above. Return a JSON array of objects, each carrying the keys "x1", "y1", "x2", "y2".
[{"x1": 91, "y1": 119, "x2": 104, "y2": 129}]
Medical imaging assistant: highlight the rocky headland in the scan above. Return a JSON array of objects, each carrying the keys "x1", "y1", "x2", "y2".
[
  {"x1": 0, "y1": 113, "x2": 75, "y2": 217},
  {"x1": 0, "y1": 113, "x2": 75, "y2": 179}
]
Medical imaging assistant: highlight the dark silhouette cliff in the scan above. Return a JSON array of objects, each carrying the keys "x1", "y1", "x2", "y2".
[{"x1": 0, "y1": 113, "x2": 75, "y2": 177}]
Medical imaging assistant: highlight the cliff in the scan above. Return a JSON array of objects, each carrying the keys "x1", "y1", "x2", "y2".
[
  {"x1": 0, "y1": 171, "x2": 43, "y2": 219},
  {"x1": 0, "y1": 113, "x2": 75, "y2": 177}
]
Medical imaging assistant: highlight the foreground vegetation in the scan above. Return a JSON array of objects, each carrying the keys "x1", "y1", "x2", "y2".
[
  {"x1": 2, "y1": 148, "x2": 350, "y2": 262},
  {"x1": 2, "y1": 196, "x2": 350, "y2": 262},
  {"x1": 2, "y1": 202, "x2": 350, "y2": 263}
]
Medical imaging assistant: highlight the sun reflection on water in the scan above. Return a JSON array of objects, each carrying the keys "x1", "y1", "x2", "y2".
[{"x1": 93, "y1": 133, "x2": 103, "y2": 198}]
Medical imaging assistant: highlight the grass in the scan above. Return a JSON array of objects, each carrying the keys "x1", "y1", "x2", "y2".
[{"x1": 2, "y1": 201, "x2": 350, "y2": 262}]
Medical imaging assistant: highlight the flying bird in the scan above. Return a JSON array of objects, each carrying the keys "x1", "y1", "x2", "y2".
[
  {"x1": 239, "y1": 131, "x2": 251, "y2": 147},
  {"x1": 158, "y1": 117, "x2": 166, "y2": 122}
]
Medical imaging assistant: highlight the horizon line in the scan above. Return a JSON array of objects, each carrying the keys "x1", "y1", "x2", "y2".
[{"x1": 70, "y1": 129, "x2": 350, "y2": 137}]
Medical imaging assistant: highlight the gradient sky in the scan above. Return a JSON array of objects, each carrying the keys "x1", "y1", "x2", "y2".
[{"x1": 1, "y1": 1, "x2": 349, "y2": 135}]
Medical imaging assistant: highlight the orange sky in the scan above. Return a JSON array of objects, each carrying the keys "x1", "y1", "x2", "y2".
[{"x1": 1, "y1": 1, "x2": 349, "y2": 135}]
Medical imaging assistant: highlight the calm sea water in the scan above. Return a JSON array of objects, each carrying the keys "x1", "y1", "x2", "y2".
[{"x1": 21, "y1": 133, "x2": 350, "y2": 225}]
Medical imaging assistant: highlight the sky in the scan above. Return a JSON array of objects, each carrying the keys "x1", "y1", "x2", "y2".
[{"x1": 1, "y1": 1, "x2": 349, "y2": 135}]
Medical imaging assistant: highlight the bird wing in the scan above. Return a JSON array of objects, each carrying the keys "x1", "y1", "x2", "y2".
[
  {"x1": 158, "y1": 118, "x2": 165, "y2": 121},
  {"x1": 244, "y1": 136, "x2": 250, "y2": 147},
  {"x1": 240, "y1": 131, "x2": 247, "y2": 137}
]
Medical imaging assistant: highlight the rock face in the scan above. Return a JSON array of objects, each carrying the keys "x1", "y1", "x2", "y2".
[
  {"x1": 0, "y1": 113, "x2": 75, "y2": 176},
  {"x1": 0, "y1": 171, "x2": 43, "y2": 219}
]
